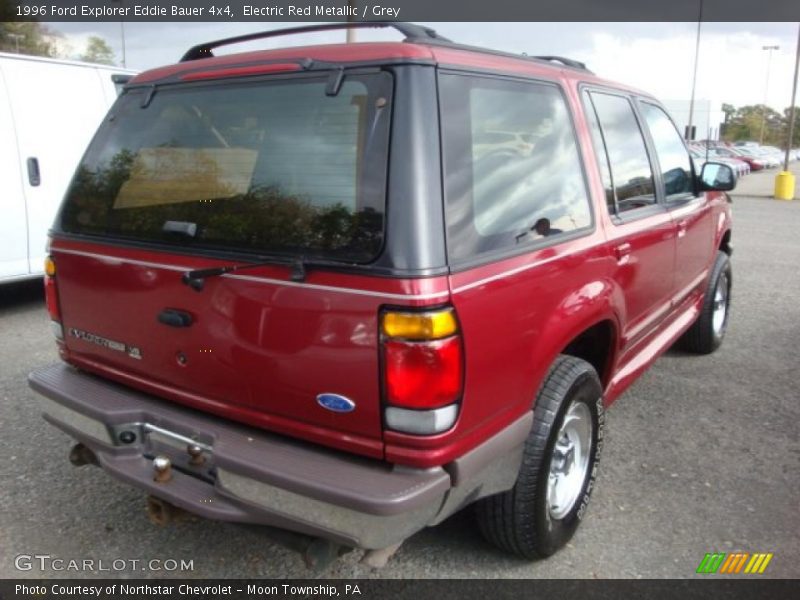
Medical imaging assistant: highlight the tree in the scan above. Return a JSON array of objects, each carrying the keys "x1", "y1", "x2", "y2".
[
  {"x1": 721, "y1": 103, "x2": 735, "y2": 124},
  {"x1": 81, "y1": 36, "x2": 115, "y2": 65},
  {"x1": 0, "y1": 22, "x2": 62, "y2": 57},
  {"x1": 722, "y1": 104, "x2": 783, "y2": 145},
  {"x1": 721, "y1": 103, "x2": 800, "y2": 149}
]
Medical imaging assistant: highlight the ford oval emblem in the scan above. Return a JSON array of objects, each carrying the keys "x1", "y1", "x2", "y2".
[{"x1": 316, "y1": 393, "x2": 356, "y2": 413}]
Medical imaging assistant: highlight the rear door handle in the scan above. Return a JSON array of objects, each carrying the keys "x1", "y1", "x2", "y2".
[
  {"x1": 677, "y1": 220, "x2": 688, "y2": 238},
  {"x1": 614, "y1": 242, "x2": 632, "y2": 261},
  {"x1": 26, "y1": 157, "x2": 41, "y2": 186},
  {"x1": 157, "y1": 308, "x2": 194, "y2": 328}
]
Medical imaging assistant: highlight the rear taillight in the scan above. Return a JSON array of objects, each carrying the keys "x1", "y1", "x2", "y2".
[
  {"x1": 44, "y1": 255, "x2": 63, "y2": 339},
  {"x1": 380, "y1": 307, "x2": 463, "y2": 435}
]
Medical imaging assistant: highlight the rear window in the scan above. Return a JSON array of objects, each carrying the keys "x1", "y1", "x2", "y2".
[
  {"x1": 59, "y1": 72, "x2": 392, "y2": 262},
  {"x1": 439, "y1": 73, "x2": 592, "y2": 263}
]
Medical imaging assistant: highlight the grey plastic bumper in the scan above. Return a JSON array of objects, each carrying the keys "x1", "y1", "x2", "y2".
[{"x1": 29, "y1": 363, "x2": 531, "y2": 549}]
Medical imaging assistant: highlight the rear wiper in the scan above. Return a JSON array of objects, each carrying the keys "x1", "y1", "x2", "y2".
[{"x1": 181, "y1": 255, "x2": 347, "y2": 291}]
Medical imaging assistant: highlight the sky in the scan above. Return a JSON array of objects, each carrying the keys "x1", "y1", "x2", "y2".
[{"x1": 49, "y1": 21, "x2": 800, "y2": 111}]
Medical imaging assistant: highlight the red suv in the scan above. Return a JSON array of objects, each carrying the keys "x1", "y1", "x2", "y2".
[{"x1": 30, "y1": 23, "x2": 734, "y2": 565}]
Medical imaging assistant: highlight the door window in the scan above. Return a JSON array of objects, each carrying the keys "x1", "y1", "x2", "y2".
[{"x1": 640, "y1": 102, "x2": 694, "y2": 199}]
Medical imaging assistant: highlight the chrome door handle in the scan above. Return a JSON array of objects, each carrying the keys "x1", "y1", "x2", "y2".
[{"x1": 614, "y1": 242, "x2": 632, "y2": 261}]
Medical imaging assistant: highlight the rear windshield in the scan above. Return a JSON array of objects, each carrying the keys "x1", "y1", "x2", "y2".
[{"x1": 59, "y1": 72, "x2": 392, "y2": 262}]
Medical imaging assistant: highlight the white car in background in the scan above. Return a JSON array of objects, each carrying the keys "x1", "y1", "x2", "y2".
[{"x1": 0, "y1": 53, "x2": 136, "y2": 284}]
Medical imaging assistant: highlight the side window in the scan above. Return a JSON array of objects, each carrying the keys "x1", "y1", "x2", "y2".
[
  {"x1": 640, "y1": 102, "x2": 694, "y2": 199},
  {"x1": 588, "y1": 92, "x2": 656, "y2": 214},
  {"x1": 440, "y1": 74, "x2": 592, "y2": 263}
]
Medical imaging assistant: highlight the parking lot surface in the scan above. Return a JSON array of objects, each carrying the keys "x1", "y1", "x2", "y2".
[{"x1": 1, "y1": 165, "x2": 798, "y2": 579}]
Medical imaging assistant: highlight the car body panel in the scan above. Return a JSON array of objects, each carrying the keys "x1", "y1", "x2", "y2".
[{"x1": 39, "y1": 40, "x2": 732, "y2": 472}]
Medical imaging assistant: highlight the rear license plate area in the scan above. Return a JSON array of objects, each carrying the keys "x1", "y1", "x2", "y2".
[{"x1": 112, "y1": 422, "x2": 216, "y2": 482}]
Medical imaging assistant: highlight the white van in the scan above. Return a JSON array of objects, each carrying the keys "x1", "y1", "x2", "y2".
[{"x1": 0, "y1": 53, "x2": 136, "y2": 283}]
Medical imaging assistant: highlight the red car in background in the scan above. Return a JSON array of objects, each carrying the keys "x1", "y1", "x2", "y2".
[
  {"x1": 715, "y1": 146, "x2": 766, "y2": 171},
  {"x1": 690, "y1": 144, "x2": 750, "y2": 177}
]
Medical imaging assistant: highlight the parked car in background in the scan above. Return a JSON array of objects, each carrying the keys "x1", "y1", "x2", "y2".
[
  {"x1": 691, "y1": 145, "x2": 749, "y2": 178},
  {"x1": 28, "y1": 23, "x2": 736, "y2": 566},
  {"x1": 761, "y1": 145, "x2": 785, "y2": 166},
  {"x1": 0, "y1": 53, "x2": 136, "y2": 284},
  {"x1": 714, "y1": 146, "x2": 765, "y2": 171},
  {"x1": 754, "y1": 147, "x2": 781, "y2": 168}
]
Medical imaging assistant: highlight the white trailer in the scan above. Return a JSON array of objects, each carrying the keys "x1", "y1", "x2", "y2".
[{"x1": 0, "y1": 52, "x2": 136, "y2": 283}]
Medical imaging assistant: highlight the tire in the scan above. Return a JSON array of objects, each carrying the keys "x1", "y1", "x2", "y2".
[
  {"x1": 679, "y1": 251, "x2": 731, "y2": 354},
  {"x1": 475, "y1": 355, "x2": 604, "y2": 559}
]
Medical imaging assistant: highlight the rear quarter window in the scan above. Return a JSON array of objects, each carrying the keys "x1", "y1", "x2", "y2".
[{"x1": 439, "y1": 73, "x2": 592, "y2": 264}]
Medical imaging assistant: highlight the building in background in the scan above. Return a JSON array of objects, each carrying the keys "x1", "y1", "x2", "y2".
[{"x1": 662, "y1": 99, "x2": 725, "y2": 141}]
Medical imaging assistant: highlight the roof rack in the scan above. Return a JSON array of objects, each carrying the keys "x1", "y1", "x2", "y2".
[
  {"x1": 179, "y1": 22, "x2": 591, "y2": 74},
  {"x1": 180, "y1": 22, "x2": 451, "y2": 62},
  {"x1": 534, "y1": 56, "x2": 588, "y2": 70}
]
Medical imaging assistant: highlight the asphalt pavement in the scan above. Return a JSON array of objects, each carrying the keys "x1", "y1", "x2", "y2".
[{"x1": 1, "y1": 165, "x2": 798, "y2": 579}]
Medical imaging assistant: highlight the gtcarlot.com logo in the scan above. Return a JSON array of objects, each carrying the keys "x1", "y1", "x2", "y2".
[
  {"x1": 696, "y1": 552, "x2": 773, "y2": 575},
  {"x1": 14, "y1": 554, "x2": 194, "y2": 573}
]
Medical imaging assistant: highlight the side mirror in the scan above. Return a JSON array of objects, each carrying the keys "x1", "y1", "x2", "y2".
[{"x1": 699, "y1": 162, "x2": 736, "y2": 192}]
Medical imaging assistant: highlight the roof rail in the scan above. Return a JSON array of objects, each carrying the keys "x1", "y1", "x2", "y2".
[
  {"x1": 180, "y1": 22, "x2": 451, "y2": 62},
  {"x1": 534, "y1": 56, "x2": 588, "y2": 70}
]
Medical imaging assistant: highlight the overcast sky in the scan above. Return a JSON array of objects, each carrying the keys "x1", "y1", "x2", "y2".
[{"x1": 50, "y1": 21, "x2": 800, "y2": 110}]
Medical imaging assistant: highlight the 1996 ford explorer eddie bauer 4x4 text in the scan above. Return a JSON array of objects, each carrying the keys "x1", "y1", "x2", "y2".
[{"x1": 29, "y1": 23, "x2": 735, "y2": 566}]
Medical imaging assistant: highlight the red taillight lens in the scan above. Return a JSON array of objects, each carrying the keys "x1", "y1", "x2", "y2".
[
  {"x1": 383, "y1": 334, "x2": 463, "y2": 409},
  {"x1": 44, "y1": 257, "x2": 61, "y2": 322}
]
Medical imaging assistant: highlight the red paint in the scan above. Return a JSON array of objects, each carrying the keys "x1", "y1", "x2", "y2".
[
  {"x1": 383, "y1": 337, "x2": 463, "y2": 409},
  {"x1": 130, "y1": 43, "x2": 435, "y2": 84},
  {"x1": 53, "y1": 43, "x2": 732, "y2": 468},
  {"x1": 51, "y1": 238, "x2": 450, "y2": 458},
  {"x1": 44, "y1": 274, "x2": 60, "y2": 321},
  {"x1": 179, "y1": 63, "x2": 302, "y2": 81}
]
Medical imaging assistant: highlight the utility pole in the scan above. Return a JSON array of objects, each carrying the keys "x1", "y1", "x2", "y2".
[
  {"x1": 120, "y1": 21, "x2": 127, "y2": 67},
  {"x1": 759, "y1": 45, "x2": 780, "y2": 145},
  {"x1": 112, "y1": 1, "x2": 127, "y2": 67},
  {"x1": 774, "y1": 24, "x2": 800, "y2": 201},
  {"x1": 783, "y1": 25, "x2": 800, "y2": 171},
  {"x1": 346, "y1": 0, "x2": 356, "y2": 43},
  {"x1": 8, "y1": 33, "x2": 24, "y2": 53},
  {"x1": 686, "y1": 2, "x2": 703, "y2": 142}
]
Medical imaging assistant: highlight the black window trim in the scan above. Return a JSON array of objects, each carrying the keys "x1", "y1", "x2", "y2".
[
  {"x1": 578, "y1": 83, "x2": 667, "y2": 226},
  {"x1": 438, "y1": 67, "x2": 597, "y2": 273},
  {"x1": 583, "y1": 90, "x2": 618, "y2": 216}
]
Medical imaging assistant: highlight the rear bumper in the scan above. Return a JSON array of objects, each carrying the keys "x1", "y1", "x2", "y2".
[{"x1": 29, "y1": 363, "x2": 531, "y2": 550}]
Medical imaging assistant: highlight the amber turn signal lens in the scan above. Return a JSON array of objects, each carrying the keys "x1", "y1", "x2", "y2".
[
  {"x1": 382, "y1": 309, "x2": 458, "y2": 341},
  {"x1": 44, "y1": 256, "x2": 56, "y2": 277}
]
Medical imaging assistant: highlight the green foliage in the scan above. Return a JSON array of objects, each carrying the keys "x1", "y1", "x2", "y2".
[
  {"x1": 81, "y1": 36, "x2": 115, "y2": 65},
  {"x1": 721, "y1": 103, "x2": 735, "y2": 123},
  {"x1": 0, "y1": 22, "x2": 61, "y2": 57},
  {"x1": 722, "y1": 103, "x2": 800, "y2": 148}
]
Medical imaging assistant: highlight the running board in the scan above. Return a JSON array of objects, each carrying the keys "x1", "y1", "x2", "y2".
[{"x1": 605, "y1": 300, "x2": 700, "y2": 405}]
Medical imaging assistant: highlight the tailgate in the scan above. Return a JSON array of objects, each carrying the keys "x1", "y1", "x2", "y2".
[{"x1": 52, "y1": 241, "x2": 390, "y2": 456}]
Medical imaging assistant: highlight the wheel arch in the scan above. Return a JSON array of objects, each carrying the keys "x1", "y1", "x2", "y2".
[
  {"x1": 719, "y1": 228, "x2": 732, "y2": 255},
  {"x1": 531, "y1": 279, "x2": 621, "y2": 395},
  {"x1": 560, "y1": 319, "x2": 618, "y2": 388}
]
